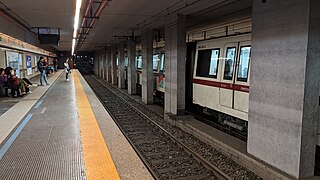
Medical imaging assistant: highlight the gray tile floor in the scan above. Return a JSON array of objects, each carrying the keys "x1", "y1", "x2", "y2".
[
  {"x1": 0, "y1": 75, "x2": 42, "y2": 116},
  {"x1": 0, "y1": 73, "x2": 85, "y2": 180}
]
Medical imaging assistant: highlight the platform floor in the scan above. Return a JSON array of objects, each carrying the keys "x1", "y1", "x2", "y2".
[
  {"x1": 0, "y1": 70, "x2": 152, "y2": 180},
  {"x1": 0, "y1": 74, "x2": 43, "y2": 116}
]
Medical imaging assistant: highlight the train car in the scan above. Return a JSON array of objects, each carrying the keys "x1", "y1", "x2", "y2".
[
  {"x1": 136, "y1": 50, "x2": 165, "y2": 99},
  {"x1": 192, "y1": 33, "x2": 251, "y2": 132}
]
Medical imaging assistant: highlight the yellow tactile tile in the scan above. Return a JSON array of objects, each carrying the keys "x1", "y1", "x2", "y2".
[{"x1": 73, "y1": 71, "x2": 120, "y2": 180}]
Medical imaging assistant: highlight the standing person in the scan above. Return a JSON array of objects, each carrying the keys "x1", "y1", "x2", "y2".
[
  {"x1": 44, "y1": 59, "x2": 50, "y2": 76},
  {"x1": 64, "y1": 59, "x2": 70, "y2": 81},
  {"x1": 37, "y1": 57, "x2": 49, "y2": 86},
  {"x1": 53, "y1": 58, "x2": 58, "y2": 72}
]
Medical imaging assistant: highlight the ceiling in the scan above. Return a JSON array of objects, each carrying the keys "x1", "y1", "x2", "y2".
[
  {"x1": 0, "y1": 0, "x2": 87, "y2": 51},
  {"x1": 0, "y1": 0, "x2": 252, "y2": 52}
]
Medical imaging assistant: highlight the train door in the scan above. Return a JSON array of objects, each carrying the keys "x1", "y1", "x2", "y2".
[
  {"x1": 219, "y1": 43, "x2": 238, "y2": 108},
  {"x1": 233, "y1": 42, "x2": 251, "y2": 112},
  {"x1": 158, "y1": 52, "x2": 165, "y2": 91}
]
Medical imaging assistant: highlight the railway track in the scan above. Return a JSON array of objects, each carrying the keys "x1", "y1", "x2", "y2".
[{"x1": 79, "y1": 67, "x2": 261, "y2": 180}]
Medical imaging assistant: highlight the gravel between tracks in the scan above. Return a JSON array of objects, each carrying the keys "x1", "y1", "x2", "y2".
[{"x1": 80, "y1": 68, "x2": 262, "y2": 180}]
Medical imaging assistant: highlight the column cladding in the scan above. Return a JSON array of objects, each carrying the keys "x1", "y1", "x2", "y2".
[
  {"x1": 141, "y1": 29, "x2": 154, "y2": 104},
  {"x1": 248, "y1": 0, "x2": 320, "y2": 178},
  {"x1": 127, "y1": 40, "x2": 137, "y2": 95},
  {"x1": 106, "y1": 47, "x2": 112, "y2": 82},
  {"x1": 118, "y1": 41, "x2": 126, "y2": 89},
  {"x1": 111, "y1": 44, "x2": 118, "y2": 85},
  {"x1": 164, "y1": 14, "x2": 187, "y2": 115}
]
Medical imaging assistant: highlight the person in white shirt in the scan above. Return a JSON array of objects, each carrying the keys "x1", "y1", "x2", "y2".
[{"x1": 64, "y1": 59, "x2": 70, "y2": 81}]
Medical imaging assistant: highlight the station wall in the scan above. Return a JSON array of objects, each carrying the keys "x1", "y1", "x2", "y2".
[{"x1": 0, "y1": 12, "x2": 39, "y2": 47}]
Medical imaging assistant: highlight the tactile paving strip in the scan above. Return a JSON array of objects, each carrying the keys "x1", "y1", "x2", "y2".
[
  {"x1": 0, "y1": 73, "x2": 85, "y2": 180},
  {"x1": 73, "y1": 71, "x2": 120, "y2": 180}
]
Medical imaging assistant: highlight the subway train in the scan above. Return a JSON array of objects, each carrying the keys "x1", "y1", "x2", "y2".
[
  {"x1": 135, "y1": 48, "x2": 165, "y2": 99},
  {"x1": 117, "y1": 33, "x2": 319, "y2": 147},
  {"x1": 191, "y1": 33, "x2": 251, "y2": 133},
  {"x1": 119, "y1": 48, "x2": 165, "y2": 100},
  {"x1": 120, "y1": 34, "x2": 251, "y2": 134},
  {"x1": 127, "y1": 34, "x2": 251, "y2": 134},
  {"x1": 190, "y1": 33, "x2": 319, "y2": 149}
]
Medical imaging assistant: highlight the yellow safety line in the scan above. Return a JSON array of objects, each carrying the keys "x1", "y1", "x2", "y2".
[{"x1": 73, "y1": 71, "x2": 120, "y2": 180}]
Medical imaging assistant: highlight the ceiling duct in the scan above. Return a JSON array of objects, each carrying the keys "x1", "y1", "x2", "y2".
[
  {"x1": 32, "y1": 27, "x2": 61, "y2": 45},
  {"x1": 75, "y1": 0, "x2": 110, "y2": 53}
]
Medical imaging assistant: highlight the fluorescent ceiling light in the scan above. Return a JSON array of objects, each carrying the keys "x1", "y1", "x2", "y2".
[
  {"x1": 71, "y1": 0, "x2": 82, "y2": 55},
  {"x1": 71, "y1": 39, "x2": 76, "y2": 55}
]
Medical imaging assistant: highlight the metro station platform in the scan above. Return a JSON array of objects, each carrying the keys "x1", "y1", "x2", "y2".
[{"x1": 0, "y1": 70, "x2": 152, "y2": 180}]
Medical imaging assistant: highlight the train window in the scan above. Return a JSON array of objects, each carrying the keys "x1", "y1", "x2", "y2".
[
  {"x1": 237, "y1": 46, "x2": 251, "y2": 82},
  {"x1": 196, "y1": 49, "x2": 220, "y2": 78},
  {"x1": 125, "y1": 57, "x2": 128, "y2": 67},
  {"x1": 223, "y1": 47, "x2": 236, "y2": 80},
  {"x1": 160, "y1": 53, "x2": 165, "y2": 71},
  {"x1": 136, "y1": 55, "x2": 142, "y2": 69},
  {"x1": 153, "y1": 54, "x2": 159, "y2": 70}
]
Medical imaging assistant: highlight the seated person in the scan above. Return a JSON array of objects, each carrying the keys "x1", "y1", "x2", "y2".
[
  {"x1": 0, "y1": 68, "x2": 7, "y2": 87},
  {"x1": 22, "y1": 78, "x2": 37, "y2": 87},
  {"x1": 0, "y1": 68, "x2": 8, "y2": 96},
  {"x1": 17, "y1": 77, "x2": 30, "y2": 95},
  {"x1": 5, "y1": 67, "x2": 21, "y2": 97}
]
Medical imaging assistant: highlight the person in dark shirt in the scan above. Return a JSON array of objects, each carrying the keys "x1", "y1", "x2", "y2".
[
  {"x1": 0, "y1": 68, "x2": 7, "y2": 87},
  {"x1": 37, "y1": 57, "x2": 49, "y2": 86},
  {"x1": 0, "y1": 68, "x2": 8, "y2": 96},
  {"x1": 53, "y1": 58, "x2": 58, "y2": 72}
]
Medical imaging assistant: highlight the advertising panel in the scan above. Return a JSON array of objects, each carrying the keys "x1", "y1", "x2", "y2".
[
  {"x1": 26, "y1": 55, "x2": 32, "y2": 75},
  {"x1": 6, "y1": 51, "x2": 21, "y2": 77}
]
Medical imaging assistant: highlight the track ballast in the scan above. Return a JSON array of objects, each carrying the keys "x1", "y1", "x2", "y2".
[{"x1": 79, "y1": 67, "x2": 261, "y2": 180}]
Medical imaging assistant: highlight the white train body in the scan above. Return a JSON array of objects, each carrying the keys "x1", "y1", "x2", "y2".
[
  {"x1": 192, "y1": 33, "x2": 320, "y2": 146},
  {"x1": 193, "y1": 34, "x2": 251, "y2": 122}
]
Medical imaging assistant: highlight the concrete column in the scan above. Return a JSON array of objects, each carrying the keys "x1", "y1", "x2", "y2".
[
  {"x1": 103, "y1": 49, "x2": 107, "y2": 80},
  {"x1": 93, "y1": 52, "x2": 98, "y2": 75},
  {"x1": 100, "y1": 51, "x2": 104, "y2": 78},
  {"x1": 101, "y1": 50, "x2": 106, "y2": 80},
  {"x1": 111, "y1": 44, "x2": 118, "y2": 85},
  {"x1": 248, "y1": 0, "x2": 320, "y2": 178},
  {"x1": 95, "y1": 51, "x2": 100, "y2": 76},
  {"x1": 98, "y1": 51, "x2": 102, "y2": 78},
  {"x1": 118, "y1": 41, "x2": 126, "y2": 89},
  {"x1": 164, "y1": 15, "x2": 186, "y2": 115},
  {"x1": 141, "y1": 29, "x2": 154, "y2": 104},
  {"x1": 105, "y1": 47, "x2": 112, "y2": 82},
  {"x1": 127, "y1": 40, "x2": 137, "y2": 95}
]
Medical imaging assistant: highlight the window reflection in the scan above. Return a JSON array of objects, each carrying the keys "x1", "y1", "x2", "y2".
[
  {"x1": 125, "y1": 57, "x2": 128, "y2": 67},
  {"x1": 224, "y1": 47, "x2": 236, "y2": 80},
  {"x1": 196, "y1": 49, "x2": 220, "y2": 78},
  {"x1": 209, "y1": 50, "x2": 219, "y2": 76},
  {"x1": 160, "y1": 53, "x2": 165, "y2": 71},
  {"x1": 153, "y1": 54, "x2": 159, "y2": 70},
  {"x1": 136, "y1": 55, "x2": 142, "y2": 69},
  {"x1": 237, "y1": 46, "x2": 251, "y2": 82}
]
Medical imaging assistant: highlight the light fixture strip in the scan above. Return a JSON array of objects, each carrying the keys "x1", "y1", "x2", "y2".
[
  {"x1": 71, "y1": 0, "x2": 82, "y2": 55},
  {"x1": 71, "y1": 39, "x2": 76, "y2": 55}
]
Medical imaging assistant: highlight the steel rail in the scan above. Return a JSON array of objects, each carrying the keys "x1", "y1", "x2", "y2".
[{"x1": 79, "y1": 67, "x2": 231, "y2": 180}]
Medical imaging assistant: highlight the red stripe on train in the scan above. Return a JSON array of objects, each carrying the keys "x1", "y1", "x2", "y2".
[{"x1": 192, "y1": 79, "x2": 249, "y2": 93}]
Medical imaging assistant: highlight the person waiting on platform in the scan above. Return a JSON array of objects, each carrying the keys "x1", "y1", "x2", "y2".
[
  {"x1": 5, "y1": 67, "x2": 21, "y2": 98},
  {"x1": 37, "y1": 57, "x2": 49, "y2": 86},
  {"x1": 0, "y1": 68, "x2": 8, "y2": 96},
  {"x1": 53, "y1": 58, "x2": 58, "y2": 72},
  {"x1": 64, "y1": 59, "x2": 70, "y2": 81}
]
